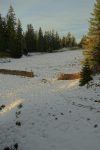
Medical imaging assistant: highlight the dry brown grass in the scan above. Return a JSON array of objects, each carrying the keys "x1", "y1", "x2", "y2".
[
  {"x1": 0, "y1": 69, "x2": 34, "y2": 77},
  {"x1": 57, "y1": 73, "x2": 80, "y2": 80}
]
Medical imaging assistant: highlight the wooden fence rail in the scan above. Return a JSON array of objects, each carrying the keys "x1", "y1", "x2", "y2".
[{"x1": 0, "y1": 69, "x2": 34, "y2": 77}]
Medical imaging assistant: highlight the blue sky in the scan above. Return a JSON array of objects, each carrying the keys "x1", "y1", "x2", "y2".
[{"x1": 0, "y1": 0, "x2": 95, "y2": 40}]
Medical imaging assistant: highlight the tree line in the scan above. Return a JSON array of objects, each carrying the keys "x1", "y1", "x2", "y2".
[{"x1": 0, "y1": 5, "x2": 77, "y2": 58}]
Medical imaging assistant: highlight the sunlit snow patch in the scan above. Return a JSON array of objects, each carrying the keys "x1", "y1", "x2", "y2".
[{"x1": 0, "y1": 99, "x2": 22, "y2": 115}]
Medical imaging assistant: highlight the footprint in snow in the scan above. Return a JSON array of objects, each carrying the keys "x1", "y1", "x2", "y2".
[
  {"x1": 0, "y1": 105, "x2": 5, "y2": 111},
  {"x1": 60, "y1": 112, "x2": 64, "y2": 115},
  {"x1": 94, "y1": 124, "x2": 98, "y2": 128},
  {"x1": 41, "y1": 79, "x2": 48, "y2": 83},
  {"x1": 55, "y1": 117, "x2": 58, "y2": 120},
  {"x1": 17, "y1": 103, "x2": 23, "y2": 109}
]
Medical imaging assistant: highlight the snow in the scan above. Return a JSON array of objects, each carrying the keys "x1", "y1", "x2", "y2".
[{"x1": 0, "y1": 49, "x2": 100, "y2": 150}]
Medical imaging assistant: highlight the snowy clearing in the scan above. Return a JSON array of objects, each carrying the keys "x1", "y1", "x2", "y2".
[{"x1": 0, "y1": 49, "x2": 100, "y2": 150}]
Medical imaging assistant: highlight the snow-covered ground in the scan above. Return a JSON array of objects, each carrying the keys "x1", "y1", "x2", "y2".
[{"x1": 0, "y1": 49, "x2": 100, "y2": 150}]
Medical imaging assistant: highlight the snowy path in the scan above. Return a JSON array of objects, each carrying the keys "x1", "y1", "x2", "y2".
[{"x1": 0, "y1": 50, "x2": 100, "y2": 150}]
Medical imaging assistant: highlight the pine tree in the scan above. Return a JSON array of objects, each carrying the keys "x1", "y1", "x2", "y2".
[
  {"x1": 84, "y1": 0, "x2": 100, "y2": 73},
  {"x1": 79, "y1": 61, "x2": 93, "y2": 88}
]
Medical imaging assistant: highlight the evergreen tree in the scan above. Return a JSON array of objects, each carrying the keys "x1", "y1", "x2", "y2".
[
  {"x1": 6, "y1": 5, "x2": 17, "y2": 57},
  {"x1": 55, "y1": 32, "x2": 60, "y2": 50},
  {"x1": 84, "y1": 0, "x2": 100, "y2": 73},
  {"x1": 61, "y1": 36, "x2": 66, "y2": 47},
  {"x1": 22, "y1": 33, "x2": 28, "y2": 55},
  {"x1": 0, "y1": 15, "x2": 7, "y2": 52},
  {"x1": 44, "y1": 31, "x2": 50, "y2": 52},
  {"x1": 25, "y1": 24, "x2": 37, "y2": 52},
  {"x1": 0, "y1": 14, "x2": 4, "y2": 51},
  {"x1": 70, "y1": 36, "x2": 77, "y2": 47},
  {"x1": 37, "y1": 27, "x2": 44, "y2": 52},
  {"x1": 66, "y1": 32, "x2": 72, "y2": 47},
  {"x1": 49, "y1": 30, "x2": 55, "y2": 52},
  {"x1": 15, "y1": 19, "x2": 23, "y2": 58},
  {"x1": 79, "y1": 61, "x2": 93, "y2": 88},
  {"x1": 61, "y1": 33, "x2": 77, "y2": 48}
]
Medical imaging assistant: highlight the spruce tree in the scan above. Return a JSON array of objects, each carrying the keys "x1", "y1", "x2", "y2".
[
  {"x1": 44, "y1": 31, "x2": 50, "y2": 52},
  {"x1": 49, "y1": 31, "x2": 55, "y2": 52},
  {"x1": 66, "y1": 32, "x2": 72, "y2": 47},
  {"x1": 37, "y1": 27, "x2": 44, "y2": 52},
  {"x1": 79, "y1": 61, "x2": 93, "y2": 88},
  {"x1": 15, "y1": 19, "x2": 23, "y2": 58},
  {"x1": 25, "y1": 24, "x2": 37, "y2": 52},
  {"x1": 55, "y1": 32, "x2": 60, "y2": 50},
  {"x1": 6, "y1": 5, "x2": 17, "y2": 57},
  {"x1": 70, "y1": 36, "x2": 77, "y2": 47},
  {"x1": 0, "y1": 14, "x2": 4, "y2": 51},
  {"x1": 0, "y1": 15, "x2": 7, "y2": 52},
  {"x1": 61, "y1": 36, "x2": 66, "y2": 47},
  {"x1": 22, "y1": 33, "x2": 28, "y2": 55}
]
